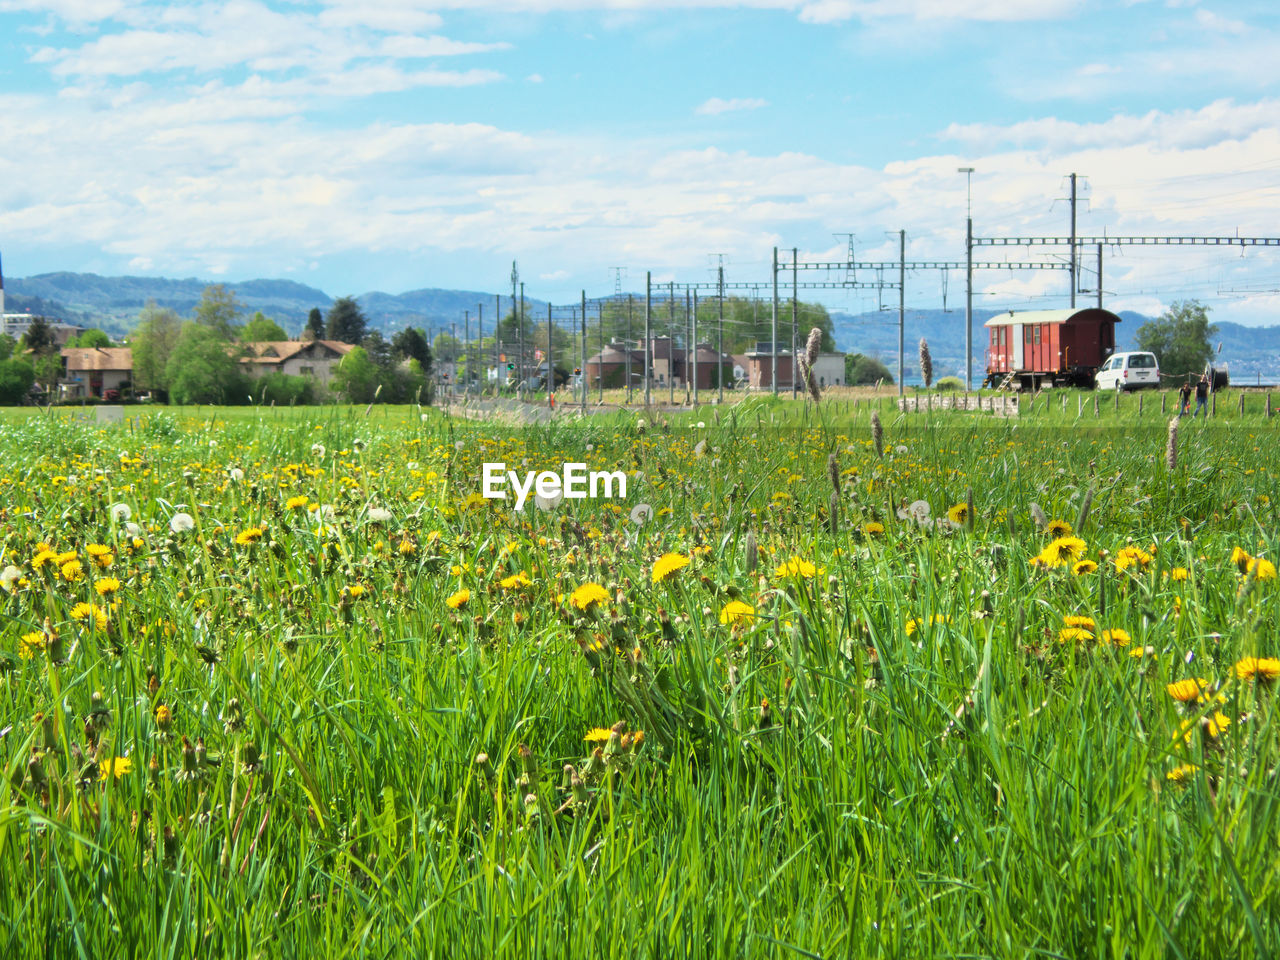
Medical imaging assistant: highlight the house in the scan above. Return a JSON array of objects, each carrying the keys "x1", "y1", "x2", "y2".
[
  {"x1": 239, "y1": 340, "x2": 354, "y2": 391},
  {"x1": 743, "y1": 342, "x2": 846, "y2": 390},
  {"x1": 60, "y1": 347, "x2": 133, "y2": 399},
  {"x1": 585, "y1": 338, "x2": 734, "y2": 390}
]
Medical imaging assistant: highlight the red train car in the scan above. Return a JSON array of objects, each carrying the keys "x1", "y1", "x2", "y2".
[{"x1": 983, "y1": 307, "x2": 1121, "y2": 390}]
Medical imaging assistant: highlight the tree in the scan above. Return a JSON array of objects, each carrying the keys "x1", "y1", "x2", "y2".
[
  {"x1": 20, "y1": 317, "x2": 56, "y2": 355},
  {"x1": 305, "y1": 308, "x2": 325, "y2": 341},
  {"x1": 70, "y1": 328, "x2": 111, "y2": 348},
  {"x1": 166, "y1": 322, "x2": 247, "y2": 404},
  {"x1": 0, "y1": 357, "x2": 35, "y2": 405},
  {"x1": 845, "y1": 353, "x2": 894, "y2": 386},
  {"x1": 131, "y1": 302, "x2": 183, "y2": 394},
  {"x1": 361, "y1": 330, "x2": 394, "y2": 370},
  {"x1": 193, "y1": 285, "x2": 243, "y2": 340},
  {"x1": 20, "y1": 317, "x2": 58, "y2": 394},
  {"x1": 241, "y1": 311, "x2": 288, "y2": 343},
  {"x1": 325, "y1": 297, "x2": 368, "y2": 344},
  {"x1": 391, "y1": 327, "x2": 432, "y2": 373},
  {"x1": 331, "y1": 346, "x2": 379, "y2": 403},
  {"x1": 0, "y1": 334, "x2": 15, "y2": 362},
  {"x1": 1134, "y1": 300, "x2": 1217, "y2": 380}
]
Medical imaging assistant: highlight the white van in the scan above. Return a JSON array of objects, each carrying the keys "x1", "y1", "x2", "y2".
[{"x1": 1095, "y1": 351, "x2": 1160, "y2": 391}]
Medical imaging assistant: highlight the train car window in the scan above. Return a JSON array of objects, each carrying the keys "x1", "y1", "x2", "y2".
[{"x1": 1034, "y1": 327, "x2": 1041, "y2": 345}]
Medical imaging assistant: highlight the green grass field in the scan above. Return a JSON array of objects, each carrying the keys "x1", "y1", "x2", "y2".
[{"x1": 0, "y1": 394, "x2": 1277, "y2": 958}]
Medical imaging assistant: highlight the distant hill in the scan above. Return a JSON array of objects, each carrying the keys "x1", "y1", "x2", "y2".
[
  {"x1": 830, "y1": 308, "x2": 1280, "y2": 385},
  {"x1": 7, "y1": 273, "x2": 541, "y2": 341}
]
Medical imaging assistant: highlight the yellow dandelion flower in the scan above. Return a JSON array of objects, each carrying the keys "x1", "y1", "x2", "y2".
[
  {"x1": 1045, "y1": 519, "x2": 1073, "y2": 538},
  {"x1": 1057, "y1": 627, "x2": 1094, "y2": 643},
  {"x1": 1235, "y1": 656, "x2": 1280, "y2": 682},
  {"x1": 1114, "y1": 546, "x2": 1153, "y2": 573},
  {"x1": 946, "y1": 503, "x2": 969, "y2": 525},
  {"x1": 719, "y1": 600, "x2": 755, "y2": 625},
  {"x1": 31, "y1": 548, "x2": 59, "y2": 571},
  {"x1": 1166, "y1": 764, "x2": 1198, "y2": 785},
  {"x1": 1230, "y1": 546, "x2": 1252, "y2": 572},
  {"x1": 499, "y1": 571, "x2": 532, "y2": 590},
  {"x1": 94, "y1": 577, "x2": 122, "y2": 597},
  {"x1": 1100, "y1": 628, "x2": 1131, "y2": 646},
  {"x1": 651, "y1": 552, "x2": 691, "y2": 584},
  {"x1": 86, "y1": 544, "x2": 113, "y2": 568},
  {"x1": 285, "y1": 494, "x2": 310, "y2": 510},
  {"x1": 1072, "y1": 559, "x2": 1098, "y2": 576},
  {"x1": 1166, "y1": 678, "x2": 1211, "y2": 702},
  {"x1": 1246, "y1": 557, "x2": 1276, "y2": 581},
  {"x1": 234, "y1": 527, "x2": 264, "y2": 546},
  {"x1": 570, "y1": 583, "x2": 609, "y2": 612},
  {"x1": 861, "y1": 521, "x2": 884, "y2": 536},
  {"x1": 446, "y1": 588, "x2": 470, "y2": 610},
  {"x1": 1205, "y1": 712, "x2": 1231, "y2": 738},
  {"x1": 584, "y1": 727, "x2": 613, "y2": 743},
  {"x1": 19, "y1": 632, "x2": 47, "y2": 659},
  {"x1": 1034, "y1": 536, "x2": 1087, "y2": 569},
  {"x1": 98, "y1": 756, "x2": 133, "y2": 781},
  {"x1": 773, "y1": 556, "x2": 822, "y2": 579},
  {"x1": 1063, "y1": 615, "x2": 1096, "y2": 630},
  {"x1": 346, "y1": 584, "x2": 367, "y2": 600},
  {"x1": 398, "y1": 539, "x2": 417, "y2": 556},
  {"x1": 70, "y1": 602, "x2": 108, "y2": 631},
  {"x1": 1168, "y1": 567, "x2": 1190, "y2": 582}
]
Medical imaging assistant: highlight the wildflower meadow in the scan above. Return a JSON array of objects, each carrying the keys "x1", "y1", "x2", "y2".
[{"x1": 1, "y1": 396, "x2": 1278, "y2": 958}]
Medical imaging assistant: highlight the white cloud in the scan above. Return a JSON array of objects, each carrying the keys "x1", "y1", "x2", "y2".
[
  {"x1": 378, "y1": 34, "x2": 512, "y2": 58},
  {"x1": 695, "y1": 96, "x2": 768, "y2": 115},
  {"x1": 526, "y1": 72, "x2": 544, "y2": 82},
  {"x1": 541, "y1": 269, "x2": 570, "y2": 280}
]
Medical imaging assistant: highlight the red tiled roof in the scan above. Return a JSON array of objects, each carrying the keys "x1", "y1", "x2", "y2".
[{"x1": 61, "y1": 347, "x2": 132, "y2": 372}]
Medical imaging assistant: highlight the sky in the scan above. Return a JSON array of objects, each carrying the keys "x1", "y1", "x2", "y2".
[{"x1": 1, "y1": 0, "x2": 1279, "y2": 324}]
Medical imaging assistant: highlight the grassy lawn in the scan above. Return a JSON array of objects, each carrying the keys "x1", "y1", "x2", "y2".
[{"x1": 0, "y1": 394, "x2": 1277, "y2": 957}]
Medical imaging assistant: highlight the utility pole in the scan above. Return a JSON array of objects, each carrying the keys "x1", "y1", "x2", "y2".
[
  {"x1": 686, "y1": 288, "x2": 694, "y2": 405},
  {"x1": 547, "y1": 303, "x2": 554, "y2": 410},
  {"x1": 475, "y1": 303, "x2": 482, "y2": 393},
  {"x1": 510, "y1": 262, "x2": 519, "y2": 394},
  {"x1": 494, "y1": 294, "x2": 500, "y2": 392},
  {"x1": 450, "y1": 320, "x2": 457, "y2": 401},
  {"x1": 518, "y1": 281, "x2": 526, "y2": 396},
  {"x1": 771, "y1": 247, "x2": 779, "y2": 396},
  {"x1": 959, "y1": 166, "x2": 974, "y2": 392},
  {"x1": 1069, "y1": 172, "x2": 1077, "y2": 309},
  {"x1": 668, "y1": 281, "x2": 675, "y2": 404},
  {"x1": 598, "y1": 296, "x2": 604, "y2": 403},
  {"x1": 626, "y1": 294, "x2": 634, "y2": 405},
  {"x1": 717, "y1": 263, "x2": 725, "y2": 403},
  {"x1": 691, "y1": 289, "x2": 698, "y2": 407},
  {"x1": 791, "y1": 248, "x2": 798, "y2": 399},
  {"x1": 1096, "y1": 243, "x2": 1103, "y2": 309},
  {"x1": 581, "y1": 290, "x2": 587, "y2": 414},
  {"x1": 898, "y1": 230, "x2": 905, "y2": 397},
  {"x1": 644, "y1": 273, "x2": 652, "y2": 408}
]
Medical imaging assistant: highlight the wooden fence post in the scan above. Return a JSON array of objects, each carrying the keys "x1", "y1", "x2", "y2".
[{"x1": 1161, "y1": 392, "x2": 1166, "y2": 415}]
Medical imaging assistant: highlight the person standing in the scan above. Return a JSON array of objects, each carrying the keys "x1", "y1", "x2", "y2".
[
  {"x1": 1192, "y1": 375, "x2": 1209, "y2": 418},
  {"x1": 1178, "y1": 378, "x2": 1192, "y2": 417}
]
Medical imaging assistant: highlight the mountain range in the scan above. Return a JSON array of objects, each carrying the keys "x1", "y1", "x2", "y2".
[{"x1": 6, "y1": 272, "x2": 1280, "y2": 383}]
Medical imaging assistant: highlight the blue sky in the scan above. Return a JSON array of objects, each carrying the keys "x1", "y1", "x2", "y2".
[{"x1": 1, "y1": 0, "x2": 1279, "y2": 324}]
